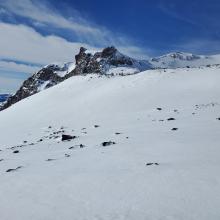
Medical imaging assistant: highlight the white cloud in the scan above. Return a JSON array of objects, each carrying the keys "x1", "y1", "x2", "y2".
[
  {"x1": 0, "y1": 0, "x2": 150, "y2": 93},
  {"x1": 0, "y1": 0, "x2": 152, "y2": 55},
  {"x1": 0, "y1": 22, "x2": 97, "y2": 65},
  {"x1": 0, "y1": 0, "x2": 110, "y2": 44},
  {"x1": 118, "y1": 45, "x2": 150, "y2": 60},
  {"x1": 0, "y1": 60, "x2": 40, "y2": 74},
  {"x1": 0, "y1": 76, "x2": 24, "y2": 93}
]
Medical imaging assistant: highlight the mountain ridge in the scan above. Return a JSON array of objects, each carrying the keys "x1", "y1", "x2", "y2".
[
  {"x1": 1, "y1": 46, "x2": 220, "y2": 111},
  {"x1": 0, "y1": 46, "x2": 151, "y2": 111}
]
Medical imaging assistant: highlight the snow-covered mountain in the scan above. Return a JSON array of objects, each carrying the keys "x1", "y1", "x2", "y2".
[
  {"x1": 2, "y1": 46, "x2": 220, "y2": 112},
  {"x1": 0, "y1": 46, "x2": 151, "y2": 111},
  {"x1": 150, "y1": 52, "x2": 220, "y2": 68},
  {"x1": 0, "y1": 65, "x2": 220, "y2": 220}
]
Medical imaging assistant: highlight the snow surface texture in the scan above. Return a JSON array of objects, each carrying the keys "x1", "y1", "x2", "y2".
[{"x1": 0, "y1": 66, "x2": 220, "y2": 220}]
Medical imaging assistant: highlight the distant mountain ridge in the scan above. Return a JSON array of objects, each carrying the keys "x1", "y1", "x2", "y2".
[{"x1": 149, "y1": 52, "x2": 220, "y2": 68}]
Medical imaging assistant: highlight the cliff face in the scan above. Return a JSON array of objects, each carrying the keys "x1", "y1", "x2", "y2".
[
  {"x1": 1, "y1": 66, "x2": 64, "y2": 111},
  {"x1": 67, "y1": 46, "x2": 150, "y2": 77}
]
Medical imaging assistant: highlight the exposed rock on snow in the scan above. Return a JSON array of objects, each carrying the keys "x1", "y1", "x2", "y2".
[
  {"x1": 6, "y1": 166, "x2": 22, "y2": 173},
  {"x1": 61, "y1": 134, "x2": 76, "y2": 141},
  {"x1": 167, "y1": 117, "x2": 176, "y2": 121},
  {"x1": 67, "y1": 46, "x2": 151, "y2": 77},
  {"x1": 102, "y1": 141, "x2": 116, "y2": 147},
  {"x1": 146, "y1": 163, "x2": 159, "y2": 166}
]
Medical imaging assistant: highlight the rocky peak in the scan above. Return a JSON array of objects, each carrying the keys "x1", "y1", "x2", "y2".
[
  {"x1": 101, "y1": 46, "x2": 117, "y2": 58},
  {"x1": 67, "y1": 46, "x2": 147, "y2": 77},
  {"x1": 75, "y1": 47, "x2": 87, "y2": 65}
]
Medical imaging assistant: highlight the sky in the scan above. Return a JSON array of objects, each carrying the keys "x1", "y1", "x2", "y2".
[{"x1": 0, "y1": 0, "x2": 220, "y2": 93}]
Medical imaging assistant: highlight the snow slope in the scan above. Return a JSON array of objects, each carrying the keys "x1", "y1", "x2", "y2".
[{"x1": 0, "y1": 66, "x2": 220, "y2": 220}]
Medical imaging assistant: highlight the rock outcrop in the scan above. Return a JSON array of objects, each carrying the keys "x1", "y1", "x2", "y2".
[{"x1": 66, "y1": 46, "x2": 150, "y2": 77}]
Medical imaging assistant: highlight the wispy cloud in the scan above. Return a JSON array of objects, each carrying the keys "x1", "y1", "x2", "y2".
[
  {"x1": 0, "y1": 0, "x2": 151, "y2": 53},
  {"x1": 158, "y1": 1, "x2": 200, "y2": 27},
  {"x1": 0, "y1": 0, "x2": 152, "y2": 92},
  {"x1": 0, "y1": 0, "x2": 105, "y2": 40},
  {"x1": 0, "y1": 60, "x2": 40, "y2": 74}
]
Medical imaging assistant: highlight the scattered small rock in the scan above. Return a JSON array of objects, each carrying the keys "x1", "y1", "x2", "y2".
[
  {"x1": 65, "y1": 154, "x2": 70, "y2": 157},
  {"x1": 80, "y1": 144, "x2": 85, "y2": 148},
  {"x1": 157, "y1": 108, "x2": 162, "y2": 111},
  {"x1": 94, "y1": 125, "x2": 100, "y2": 128},
  {"x1": 216, "y1": 117, "x2": 220, "y2": 120},
  {"x1": 171, "y1": 128, "x2": 178, "y2": 131},
  {"x1": 69, "y1": 146, "x2": 74, "y2": 149},
  {"x1": 13, "y1": 150, "x2": 19, "y2": 154},
  {"x1": 167, "y1": 118, "x2": 176, "y2": 121},
  {"x1": 0, "y1": 159, "x2": 4, "y2": 162},
  {"x1": 115, "y1": 132, "x2": 121, "y2": 135},
  {"x1": 46, "y1": 159, "x2": 55, "y2": 161},
  {"x1": 146, "y1": 163, "x2": 159, "y2": 166},
  {"x1": 6, "y1": 166, "x2": 22, "y2": 172},
  {"x1": 48, "y1": 126, "x2": 52, "y2": 129},
  {"x1": 23, "y1": 141, "x2": 27, "y2": 143},
  {"x1": 102, "y1": 141, "x2": 116, "y2": 147}
]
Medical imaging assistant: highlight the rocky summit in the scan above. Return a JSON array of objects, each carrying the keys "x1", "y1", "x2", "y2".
[{"x1": 68, "y1": 46, "x2": 151, "y2": 76}]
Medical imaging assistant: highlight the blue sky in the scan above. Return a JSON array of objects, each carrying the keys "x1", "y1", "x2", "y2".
[{"x1": 0, "y1": 0, "x2": 220, "y2": 93}]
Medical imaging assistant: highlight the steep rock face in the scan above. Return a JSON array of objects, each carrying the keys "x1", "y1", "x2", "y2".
[
  {"x1": 67, "y1": 46, "x2": 151, "y2": 76},
  {"x1": 1, "y1": 46, "x2": 151, "y2": 111},
  {"x1": 1, "y1": 66, "x2": 65, "y2": 111}
]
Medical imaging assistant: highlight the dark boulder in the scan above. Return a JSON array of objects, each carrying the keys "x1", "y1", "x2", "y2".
[
  {"x1": 167, "y1": 118, "x2": 176, "y2": 121},
  {"x1": 6, "y1": 166, "x2": 22, "y2": 172},
  {"x1": 102, "y1": 141, "x2": 116, "y2": 147},
  {"x1": 171, "y1": 128, "x2": 178, "y2": 131},
  {"x1": 146, "y1": 163, "x2": 159, "y2": 166},
  {"x1": 62, "y1": 134, "x2": 76, "y2": 141}
]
